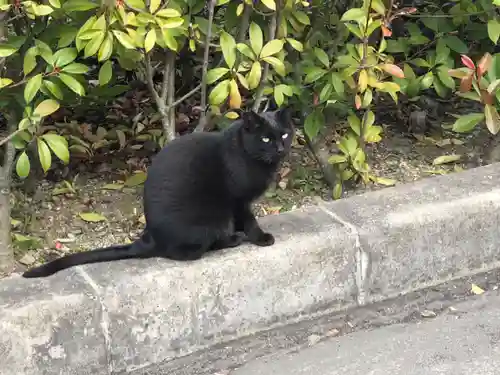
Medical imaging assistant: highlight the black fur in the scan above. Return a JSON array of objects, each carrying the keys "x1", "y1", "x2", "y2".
[{"x1": 22, "y1": 108, "x2": 295, "y2": 278}]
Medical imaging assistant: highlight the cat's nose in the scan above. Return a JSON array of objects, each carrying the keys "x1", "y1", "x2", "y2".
[{"x1": 277, "y1": 143, "x2": 284, "y2": 153}]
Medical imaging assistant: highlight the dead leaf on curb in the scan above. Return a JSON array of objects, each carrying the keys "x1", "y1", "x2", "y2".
[
  {"x1": 307, "y1": 334, "x2": 321, "y2": 346},
  {"x1": 79, "y1": 212, "x2": 107, "y2": 222},
  {"x1": 471, "y1": 283, "x2": 485, "y2": 295},
  {"x1": 432, "y1": 154, "x2": 462, "y2": 165}
]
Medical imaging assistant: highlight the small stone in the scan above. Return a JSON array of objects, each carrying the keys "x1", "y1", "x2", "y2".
[
  {"x1": 307, "y1": 334, "x2": 321, "y2": 346},
  {"x1": 420, "y1": 309, "x2": 437, "y2": 318},
  {"x1": 19, "y1": 252, "x2": 36, "y2": 266}
]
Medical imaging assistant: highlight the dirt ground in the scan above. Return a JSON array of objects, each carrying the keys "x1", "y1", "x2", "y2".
[{"x1": 7, "y1": 93, "x2": 500, "y2": 273}]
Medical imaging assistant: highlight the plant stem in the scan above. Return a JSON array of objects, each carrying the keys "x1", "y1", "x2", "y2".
[{"x1": 196, "y1": 0, "x2": 217, "y2": 132}]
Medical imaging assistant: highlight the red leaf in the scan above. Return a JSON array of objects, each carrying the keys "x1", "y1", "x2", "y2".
[
  {"x1": 313, "y1": 92, "x2": 319, "y2": 106},
  {"x1": 459, "y1": 74, "x2": 473, "y2": 93},
  {"x1": 55, "y1": 241, "x2": 62, "y2": 250},
  {"x1": 355, "y1": 95, "x2": 362, "y2": 109},
  {"x1": 381, "y1": 24, "x2": 392, "y2": 37},
  {"x1": 381, "y1": 63, "x2": 405, "y2": 78},
  {"x1": 481, "y1": 89, "x2": 494, "y2": 105},
  {"x1": 461, "y1": 55, "x2": 475, "y2": 70}
]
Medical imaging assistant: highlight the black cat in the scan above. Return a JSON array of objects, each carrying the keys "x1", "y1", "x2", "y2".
[{"x1": 22, "y1": 108, "x2": 295, "y2": 278}]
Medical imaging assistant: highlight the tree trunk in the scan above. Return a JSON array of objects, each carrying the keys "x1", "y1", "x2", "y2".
[{"x1": 0, "y1": 169, "x2": 13, "y2": 274}]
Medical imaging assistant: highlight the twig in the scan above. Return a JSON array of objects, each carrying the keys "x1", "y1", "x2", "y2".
[
  {"x1": 358, "y1": 0, "x2": 373, "y2": 151},
  {"x1": 196, "y1": 0, "x2": 217, "y2": 132},
  {"x1": 0, "y1": 128, "x2": 22, "y2": 148},
  {"x1": 252, "y1": 2, "x2": 280, "y2": 112},
  {"x1": 166, "y1": 50, "x2": 176, "y2": 142},
  {"x1": 167, "y1": 84, "x2": 201, "y2": 110}
]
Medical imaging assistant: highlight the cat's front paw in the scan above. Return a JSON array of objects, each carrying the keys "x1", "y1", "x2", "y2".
[{"x1": 250, "y1": 232, "x2": 275, "y2": 247}]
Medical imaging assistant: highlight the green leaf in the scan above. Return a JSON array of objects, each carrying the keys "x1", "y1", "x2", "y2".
[
  {"x1": 37, "y1": 138, "x2": 52, "y2": 173},
  {"x1": 314, "y1": 48, "x2": 330, "y2": 69},
  {"x1": 59, "y1": 72, "x2": 85, "y2": 96},
  {"x1": 209, "y1": 79, "x2": 230, "y2": 105},
  {"x1": 144, "y1": 29, "x2": 156, "y2": 53},
  {"x1": 274, "y1": 85, "x2": 285, "y2": 106},
  {"x1": 34, "y1": 39, "x2": 53, "y2": 65},
  {"x1": 220, "y1": 31, "x2": 236, "y2": 68},
  {"x1": 442, "y1": 35, "x2": 468, "y2": 54},
  {"x1": 157, "y1": 17, "x2": 184, "y2": 29},
  {"x1": 452, "y1": 113, "x2": 485, "y2": 133},
  {"x1": 333, "y1": 183, "x2": 342, "y2": 199},
  {"x1": 488, "y1": 19, "x2": 500, "y2": 44},
  {"x1": 286, "y1": 38, "x2": 303, "y2": 52},
  {"x1": 44, "y1": 80, "x2": 64, "y2": 100},
  {"x1": 341, "y1": 8, "x2": 365, "y2": 22},
  {"x1": 53, "y1": 47, "x2": 78, "y2": 67},
  {"x1": 24, "y1": 74, "x2": 42, "y2": 104},
  {"x1": 262, "y1": 56, "x2": 285, "y2": 76},
  {"x1": 293, "y1": 11, "x2": 310, "y2": 25},
  {"x1": 34, "y1": 4, "x2": 54, "y2": 16},
  {"x1": 42, "y1": 133, "x2": 69, "y2": 164},
  {"x1": 84, "y1": 33, "x2": 104, "y2": 58},
  {"x1": 304, "y1": 109, "x2": 325, "y2": 139},
  {"x1": 207, "y1": 67, "x2": 230, "y2": 84},
  {"x1": 79, "y1": 212, "x2": 107, "y2": 222},
  {"x1": 328, "y1": 154, "x2": 347, "y2": 164},
  {"x1": 149, "y1": 0, "x2": 160, "y2": 13},
  {"x1": 34, "y1": 99, "x2": 60, "y2": 117},
  {"x1": 331, "y1": 73, "x2": 344, "y2": 93},
  {"x1": 0, "y1": 43, "x2": 18, "y2": 57},
  {"x1": 247, "y1": 61, "x2": 262, "y2": 89},
  {"x1": 16, "y1": 151, "x2": 30, "y2": 178},
  {"x1": 98, "y1": 60, "x2": 113, "y2": 86},
  {"x1": 373, "y1": 176, "x2": 397, "y2": 186},
  {"x1": 260, "y1": 39, "x2": 284, "y2": 59},
  {"x1": 124, "y1": 171, "x2": 147, "y2": 186},
  {"x1": 63, "y1": 0, "x2": 99, "y2": 11},
  {"x1": 61, "y1": 63, "x2": 89, "y2": 74},
  {"x1": 112, "y1": 30, "x2": 136, "y2": 49},
  {"x1": 437, "y1": 67, "x2": 455, "y2": 89},
  {"x1": 0, "y1": 78, "x2": 13, "y2": 88},
  {"x1": 432, "y1": 154, "x2": 461, "y2": 165},
  {"x1": 249, "y1": 22, "x2": 263, "y2": 56},
  {"x1": 23, "y1": 47, "x2": 38, "y2": 76},
  {"x1": 304, "y1": 67, "x2": 327, "y2": 84}
]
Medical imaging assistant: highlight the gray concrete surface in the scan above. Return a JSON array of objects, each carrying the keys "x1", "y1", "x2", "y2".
[
  {"x1": 2, "y1": 163, "x2": 500, "y2": 374},
  {"x1": 231, "y1": 290, "x2": 500, "y2": 375}
]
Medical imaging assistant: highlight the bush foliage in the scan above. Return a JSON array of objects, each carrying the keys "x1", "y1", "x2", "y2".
[{"x1": 0, "y1": 0, "x2": 500, "y2": 199}]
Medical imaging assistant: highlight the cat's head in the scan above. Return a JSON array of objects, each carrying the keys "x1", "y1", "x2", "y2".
[{"x1": 238, "y1": 107, "x2": 295, "y2": 164}]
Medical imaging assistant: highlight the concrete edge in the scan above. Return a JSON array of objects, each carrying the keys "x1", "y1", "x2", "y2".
[{"x1": 1, "y1": 162, "x2": 500, "y2": 374}]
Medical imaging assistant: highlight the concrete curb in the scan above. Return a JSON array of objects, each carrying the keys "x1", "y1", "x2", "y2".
[{"x1": 2, "y1": 163, "x2": 500, "y2": 374}]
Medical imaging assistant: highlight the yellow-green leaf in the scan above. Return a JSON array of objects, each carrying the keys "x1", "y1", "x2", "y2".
[
  {"x1": 286, "y1": 38, "x2": 303, "y2": 52},
  {"x1": 149, "y1": 0, "x2": 160, "y2": 13},
  {"x1": 23, "y1": 48, "x2": 38, "y2": 76},
  {"x1": 155, "y1": 8, "x2": 181, "y2": 18},
  {"x1": 263, "y1": 56, "x2": 285, "y2": 76},
  {"x1": 16, "y1": 151, "x2": 30, "y2": 178},
  {"x1": 44, "y1": 80, "x2": 64, "y2": 100},
  {"x1": 41, "y1": 133, "x2": 69, "y2": 164},
  {"x1": 432, "y1": 154, "x2": 462, "y2": 165},
  {"x1": 471, "y1": 283, "x2": 485, "y2": 295},
  {"x1": 209, "y1": 79, "x2": 230, "y2": 105},
  {"x1": 0, "y1": 78, "x2": 13, "y2": 89},
  {"x1": 34, "y1": 99, "x2": 60, "y2": 117},
  {"x1": 247, "y1": 61, "x2": 262, "y2": 89},
  {"x1": 37, "y1": 138, "x2": 52, "y2": 173},
  {"x1": 59, "y1": 72, "x2": 85, "y2": 96},
  {"x1": 373, "y1": 176, "x2": 397, "y2": 186},
  {"x1": 61, "y1": 63, "x2": 89, "y2": 74},
  {"x1": 144, "y1": 29, "x2": 156, "y2": 52},
  {"x1": 98, "y1": 60, "x2": 113, "y2": 86},
  {"x1": 112, "y1": 30, "x2": 136, "y2": 49},
  {"x1": 261, "y1": 0, "x2": 276, "y2": 10},
  {"x1": 24, "y1": 74, "x2": 42, "y2": 104},
  {"x1": 314, "y1": 48, "x2": 329, "y2": 68},
  {"x1": 249, "y1": 22, "x2": 263, "y2": 56},
  {"x1": 79, "y1": 212, "x2": 107, "y2": 222},
  {"x1": 260, "y1": 39, "x2": 284, "y2": 59},
  {"x1": 228, "y1": 79, "x2": 242, "y2": 109},
  {"x1": 207, "y1": 67, "x2": 229, "y2": 84},
  {"x1": 84, "y1": 33, "x2": 104, "y2": 58},
  {"x1": 451, "y1": 113, "x2": 485, "y2": 133},
  {"x1": 98, "y1": 32, "x2": 113, "y2": 61},
  {"x1": 220, "y1": 31, "x2": 236, "y2": 68},
  {"x1": 124, "y1": 171, "x2": 147, "y2": 186},
  {"x1": 485, "y1": 104, "x2": 500, "y2": 135}
]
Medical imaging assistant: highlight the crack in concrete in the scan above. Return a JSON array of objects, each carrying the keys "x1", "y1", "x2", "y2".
[
  {"x1": 76, "y1": 266, "x2": 113, "y2": 374},
  {"x1": 316, "y1": 200, "x2": 370, "y2": 306}
]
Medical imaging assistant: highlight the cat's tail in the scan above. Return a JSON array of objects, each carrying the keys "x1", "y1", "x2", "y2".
[{"x1": 22, "y1": 231, "x2": 156, "y2": 278}]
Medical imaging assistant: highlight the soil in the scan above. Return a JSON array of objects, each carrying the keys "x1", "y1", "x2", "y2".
[{"x1": 6, "y1": 92, "x2": 500, "y2": 275}]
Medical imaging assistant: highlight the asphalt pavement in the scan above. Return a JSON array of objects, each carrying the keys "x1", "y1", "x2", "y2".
[{"x1": 231, "y1": 291, "x2": 500, "y2": 375}]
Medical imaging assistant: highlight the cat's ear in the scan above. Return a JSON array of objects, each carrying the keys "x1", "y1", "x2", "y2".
[
  {"x1": 275, "y1": 106, "x2": 293, "y2": 128},
  {"x1": 241, "y1": 110, "x2": 263, "y2": 131}
]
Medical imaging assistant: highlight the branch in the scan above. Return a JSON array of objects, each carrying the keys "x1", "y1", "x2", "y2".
[
  {"x1": 144, "y1": 52, "x2": 163, "y2": 108},
  {"x1": 165, "y1": 50, "x2": 176, "y2": 142},
  {"x1": 0, "y1": 128, "x2": 22, "y2": 148},
  {"x1": 252, "y1": 5, "x2": 279, "y2": 112},
  {"x1": 167, "y1": 84, "x2": 201, "y2": 111},
  {"x1": 196, "y1": 0, "x2": 217, "y2": 132}
]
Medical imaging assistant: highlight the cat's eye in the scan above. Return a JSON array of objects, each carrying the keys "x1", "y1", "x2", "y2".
[
  {"x1": 261, "y1": 137, "x2": 270, "y2": 143},
  {"x1": 281, "y1": 133, "x2": 288, "y2": 139}
]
